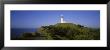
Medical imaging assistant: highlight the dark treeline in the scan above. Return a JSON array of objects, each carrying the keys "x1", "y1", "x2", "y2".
[{"x1": 12, "y1": 23, "x2": 100, "y2": 40}]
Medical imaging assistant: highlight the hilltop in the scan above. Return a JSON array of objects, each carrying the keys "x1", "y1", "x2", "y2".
[{"x1": 15, "y1": 23, "x2": 100, "y2": 40}]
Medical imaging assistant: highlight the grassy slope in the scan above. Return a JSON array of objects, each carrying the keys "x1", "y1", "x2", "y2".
[{"x1": 15, "y1": 23, "x2": 100, "y2": 40}]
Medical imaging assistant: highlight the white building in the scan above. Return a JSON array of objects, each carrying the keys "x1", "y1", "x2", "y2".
[{"x1": 60, "y1": 14, "x2": 66, "y2": 23}]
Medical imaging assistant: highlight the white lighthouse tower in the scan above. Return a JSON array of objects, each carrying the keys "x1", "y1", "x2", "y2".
[
  {"x1": 60, "y1": 14, "x2": 65, "y2": 23},
  {"x1": 60, "y1": 14, "x2": 66, "y2": 23}
]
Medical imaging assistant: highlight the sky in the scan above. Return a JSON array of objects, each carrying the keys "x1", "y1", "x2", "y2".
[{"x1": 11, "y1": 10, "x2": 100, "y2": 28}]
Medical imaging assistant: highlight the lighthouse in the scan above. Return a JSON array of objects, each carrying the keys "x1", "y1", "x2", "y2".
[
  {"x1": 61, "y1": 14, "x2": 64, "y2": 23},
  {"x1": 60, "y1": 14, "x2": 67, "y2": 23}
]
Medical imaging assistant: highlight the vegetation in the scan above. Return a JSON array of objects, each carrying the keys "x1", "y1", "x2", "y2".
[{"x1": 15, "y1": 23, "x2": 100, "y2": 40}]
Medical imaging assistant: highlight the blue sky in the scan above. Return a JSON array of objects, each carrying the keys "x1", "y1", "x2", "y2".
[{"x1": 11, "y1": 10, "x2": 100, "y2": 28}]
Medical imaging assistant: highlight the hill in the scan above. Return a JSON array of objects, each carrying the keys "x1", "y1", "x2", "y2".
[{"x1": 16, "y1": 23, "x2": 100, "y2": 40}]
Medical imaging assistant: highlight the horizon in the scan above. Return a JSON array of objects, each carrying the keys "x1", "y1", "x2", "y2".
[
  {"x1": 11, "y1": 10, "x2": 100, "y2": 28},
  {"x1": 11, "y1": 23, "x2": 100, "y2": 29}
]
